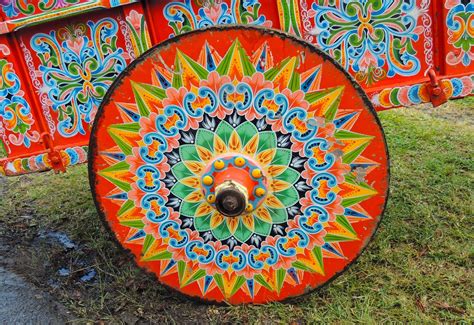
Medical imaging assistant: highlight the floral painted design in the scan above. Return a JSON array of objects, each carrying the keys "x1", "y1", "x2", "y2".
[
  {"x1": 163, "y1": 0, "x2": 272, "y2": 37},
  {"x1": 125, "y1": 9, "x2": 152, "y2": 57},
  {"x1": 307, "y1": 0, "x2": 425, "y2": 85},
  {"x1": 165, "y1": 117, "x2": 307, "y2": 246},
  {"x1": 91, "y1": 30, "x2": 388, "y2": 303},
  {"x1": 30, "y1": 18, "x2": 127, "y2": 138},
  {"x1": 0, "y1": 43, "x2": 39, "y2": 153},
  {"x1": 445, "y1": 0, "x2": 474, "y2": 66},
  {"x1": 0, "y1": 0, "x2": 81, "y2": 18}
]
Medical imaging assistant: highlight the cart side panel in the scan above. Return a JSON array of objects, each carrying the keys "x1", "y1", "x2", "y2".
[
  {"x1": 0, "y1": 2, "x2": 151, "y2": 175},
  {"x1": 0, "y1": 35, "x2": 46, "y2": 160},
  {"x1": 290, "y1": 1, "x2": 473, "y2": 109},
  {"x1": 16, "y1": 6, "x2": 148, "y2": 149},
  {"x1": 146, "y1": 0, "x2": 282, "y2": 42},
  {"x1": 0, "y1": 0, "x2": 92, "y2": 21},
  {"x1": 441, "y1": 1, "x2": 473, "y2": 79}
]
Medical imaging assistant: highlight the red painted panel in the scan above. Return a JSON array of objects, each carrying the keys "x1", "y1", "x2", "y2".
[
  {"x1": 0, "y1": 0, "x2": 91, "y2": 21},
  {"x1": 440, "y1": 0, "x2": 473, "y2": 76},
  {"x1": 146, "y1": 0, "x2": 281, "y2": 43},
  {"x1": 0, "y1": 35, "x2": 45, "y2": 158},
  {"x1": 16, "y1": 8, "x2": 140, "y2": 149}
]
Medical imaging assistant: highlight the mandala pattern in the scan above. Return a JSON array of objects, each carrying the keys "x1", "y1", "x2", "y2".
[
  {"x1": 0, "y1": 43, "x2": 40, "y2": 153},
  {"x1": 90, "y1": 28, "x2": 388, "y2": 303},
  {"x1": 163, "y1": 0, "x2": 272, "y2": 37},
  {"x1": 306, "y1": 0, "x2": 424, "y2": 85},
  {"x1": 445, "y1": 0, "x2": 474, "y2": 67},
  {"x1": 30, "y1": 18, "x2": 127, "y2": 138},
  {"x1": 164, "y1": 116, "x2": 307, "y2": 247}
]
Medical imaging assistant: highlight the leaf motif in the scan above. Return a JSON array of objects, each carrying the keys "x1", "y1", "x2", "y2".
[
  {"x1": 266, "y1": 207, "x2": 288, "y2": 223},
  {"x1": 229, "y1": 130, "x2": 242, "y2": 152},
  {"x1": 267, "y1": 165, "x2": 286, "y2": 177},
  {"x1": 183, "y1": 160, "x2": 205, "y2": 174},
  {"x1": 274, "y1": 187, "x2": 300, "y2": 207},
  {"x1": 171, "y1": 162, "x2": 193, "y2": 180},
  {"x1": 257, "y1": 149, "x2": 276, "y2": 166},
  {"x1": 196, "y1": 202, "x2": 213, "y2": 217},
  {"x1": 270, "y1": 179, "x2": 292, "y2": 192},
  {"x1": 180, "y1": 176, "x2": 200, "y2": 188},
  {"x1": 180, "y1": 201, "x2": 201, "y2": 217},
  {"x1": 214, "y1": 134, "x2": 227, "y2": 154},
  {"x1": 210, "y1": 212, "x2": 225, "y2": 229},
  {"x1": 243, "y1": 134, "x2": 259, "y2": 156},
  {"x1": 195, "y1": 213, "x2": 212, "y2": 231},
  {"x1": 257, "y1": 131, "x2": 277, "y2": 153},
  {"x1": 215, "y1": 120, "x2": 233, "y2": 145},
  {"x1": 236, "y1": 121, "x2": 258, "y2": 147},
  {"x1": 254, "y1": 217, "x2": 271, "y2": 236},
  {"x1": 196, "y1": 145, "x2": 214, "y2": 162},
  {"x1": 171, "y1": 183, "x2": 195, "y2": 199},
  {"x1": 234, "y1": 219, "x2": 253, "y2": 243},
  {"x1": 271, "y1": 148, "x2": 292, "y2": 166},
  {"x1": 179, "y1": 145, "x2": 201, "y2": 161},
  {"x1": 212, "y1": 219, "x2": 232, "y2": 240},
  {"x1": 274, "y1": 168, "x2": 300, "y2": 184},
  {"x1": 255, "y1": 207, "x2": 273, "y2": 223},
  {"x1": 196, "y1": 129, "x2": 215, "y2": 152}
]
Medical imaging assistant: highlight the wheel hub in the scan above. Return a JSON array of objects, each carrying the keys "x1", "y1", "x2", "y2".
[{"x1": 202, "y1": 156, "x2": 267, "y2": 217}]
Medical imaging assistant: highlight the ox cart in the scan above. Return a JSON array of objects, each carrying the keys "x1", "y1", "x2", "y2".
[{"x1": 0, "y1": 0, "x2": 472, "y2": 303}]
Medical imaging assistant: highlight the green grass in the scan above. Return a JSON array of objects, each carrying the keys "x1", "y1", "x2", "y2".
[
  {"x1": 0, "y1": 141, "x2": 5, "y2": 158},
  {"x1": 0, "y1": 99, "x2": 473, "y2": 323}
]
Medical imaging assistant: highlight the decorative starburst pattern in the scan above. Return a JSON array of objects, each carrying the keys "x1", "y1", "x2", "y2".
[{"x1": 90, "y1": 28, "x2": 389, "y2": 304}]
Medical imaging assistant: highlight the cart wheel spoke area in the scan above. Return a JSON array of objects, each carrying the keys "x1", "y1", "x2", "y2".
[{"x1": 89, "y1": 27, "x2": 389, "y2": 304}]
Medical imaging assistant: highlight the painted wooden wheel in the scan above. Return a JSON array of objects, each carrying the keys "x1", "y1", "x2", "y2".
[{"x1": 89, "y1": 27, "x2": 389, "y2": 304}]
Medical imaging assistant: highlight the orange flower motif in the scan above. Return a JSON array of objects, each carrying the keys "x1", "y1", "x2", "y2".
[
  {"x1": 128, "y1": 182, "x2": 145, "y2": 206},
  {"x1": 299, "y1": 191, "x2": 343, "y2": 224},
  {"x1": 200, "y1": 71, "x2": 232, "y2": 119},
  {"x1": 301, "y1": 161, "x2": 316, "y2": 186},
  {"x1": 282, "y1": 89, "x2": 309, "y2": 110},
  {"x1": 325, "y1": 196, "x2": 344, "y2": 222},
  {"x1": 234, "y1": 243, "x2": 256, "y2": 279},
  {"x1": 291, "y1": 140, "x2": 305, "y2": 156},
  {"x1": 163, "y1": 87, "x2": 187, "y2": 107},
  {"x1": 139, "y1": 112, "x2": 157, "y2": 137},
  {"x1": 328, "y1": 159, "x2": 350, "y2": 183},
  {"x1": 168, "y1": 228, "x2": 200, "y2": 262},
  {"x1": 142, "y1": 216, "x2": 160, "y2": 237},
  {"x1": 126, "y1": 147, "x2": 144, "y2": 173},
  {"x1": 262, "y1": 236, "x2": 296, "y2": 270},
  {"x1": 199, "y1": 241, "x2": 229, "y2": 275},
  {"x1": 240, "y1": 73, "x2": 272, "y2": 120},
  {"x1": 299, "y1": 191, "x2": 313, "y2": 212},
  {"x1": 288, "y1": 215, "x2": 326, "y2": 250}
]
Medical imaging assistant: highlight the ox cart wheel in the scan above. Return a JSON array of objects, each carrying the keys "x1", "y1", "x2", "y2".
[{"x1": 88, "y1": 26, "x2": 389, "y2": 304}]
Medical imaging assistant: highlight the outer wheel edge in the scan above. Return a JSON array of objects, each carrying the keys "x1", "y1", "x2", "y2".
[{"x1": 88, "y1": 25, "x2": 390, "y2": 304}]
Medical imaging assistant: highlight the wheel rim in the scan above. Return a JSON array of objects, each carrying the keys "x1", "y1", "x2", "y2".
[{"x1": 89, "y1": 26, "x2": 389, "y2": 304}]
